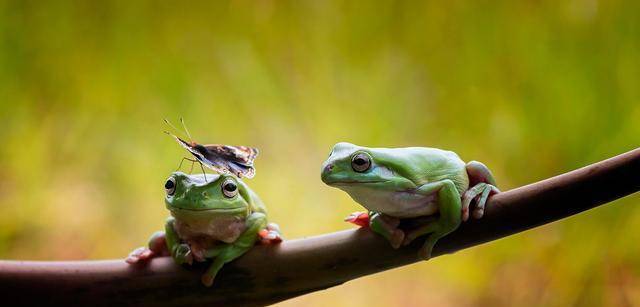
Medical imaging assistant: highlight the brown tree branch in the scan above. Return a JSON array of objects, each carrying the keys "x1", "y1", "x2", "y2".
[{"x1": 1, "y1": 148, "x2": 639, "y2": 306}]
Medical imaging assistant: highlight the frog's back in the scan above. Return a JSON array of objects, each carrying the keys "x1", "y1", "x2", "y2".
[
  {"x1": 239, "y1": 181, "x2": 267, "y2": 214},
  {"x1": 373, "y1": 146, "x2": 469, "y2": 194}
]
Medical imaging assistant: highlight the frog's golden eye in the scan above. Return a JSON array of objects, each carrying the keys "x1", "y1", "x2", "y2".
[
  {"x1": 351, "y1": 152, "x2": 371, "y2": 172},
  {"x1": 165, "y1": 177, "x2": 176, "y2": 196},
  {"x1": 222, "y1": 178, "x2": 238, "y2": 198}
]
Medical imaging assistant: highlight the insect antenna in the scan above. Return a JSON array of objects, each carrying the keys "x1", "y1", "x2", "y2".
[
  {"x1": 163, "y1": 118, "x2": 187, "y2": 140},
  {"x1": 179, "y1": 117, "x2": 193, "y2": 142},
  {"x1": 164, "y1": 117, "x2": 206, "y2": 180}
]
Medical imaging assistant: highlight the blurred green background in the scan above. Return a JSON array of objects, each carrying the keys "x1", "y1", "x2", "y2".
[{"x1": 0, "y1": 0, "x2": 639, "y2": 306}]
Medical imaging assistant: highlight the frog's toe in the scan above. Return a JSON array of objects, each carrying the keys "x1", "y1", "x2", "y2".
[
  {"x1": 472, "y1": 208, "x2": 485, "y2": 219},
  {"x1": 471, "y1": 184, "x2": 499, "y2": 219},
  {"x1": 269, "y1": 231, "x2": 283, "y2": 243},
  {"x1": 201, "y1": 274, "x2": 215, "y2": 287},
  {"x1": 389, "y1": 229, "x2": 405, "y2": 249},
  {"x1": 463, "y1": 183, "x2": 499, "y2": 221},
  {"x1": 148, "y1": 231, "x2": 168, "y2": 255},
  {"x1": 191, "y1": 248, "x2": 207, "y2": 262},
  {"x1": 461, "y1": 205, "x2": 471, "y2": 222},
  {"x1": 344, "y1": 211, "x2": 370, "y2": 227},
  {"x1": 266, "y1": 222, "x2": 280, "y2": 232},
  {"x1": 417, "y1": 233, "x2": 441, "y2": 260},
  {"x1": 125, "y1": 247, "x2": 154, "y2": 264},
  {"x1": 259, "y1": 229, "x2": 283, "y2": 244},
  {"x1": 402, "y1": 231, "x2": 419, "y2": 247},
  {"x1": 418, "y1": 245, "x2": 433, "y2": 261},
  {"x1": 174, "y1": 244, "x2": 194, "y2": 265},
  {"x1": 462, "y1": 187, "x2": 482, "y2": 221}
]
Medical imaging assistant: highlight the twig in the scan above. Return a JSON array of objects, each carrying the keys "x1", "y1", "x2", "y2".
[{"x1": 1, "y1": 148, "x2": 639, "y2": 306}]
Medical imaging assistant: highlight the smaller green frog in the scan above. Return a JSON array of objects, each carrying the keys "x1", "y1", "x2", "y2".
[
  {"x1": 126, "y1": 172, "x2": 282, "y2": 286},
  {"x1": 321, "y1": 142, "x2": 499, "y2": 260}
]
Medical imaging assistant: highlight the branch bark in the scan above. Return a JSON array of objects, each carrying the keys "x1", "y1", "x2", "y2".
[{"x1": 1, "y1": 148, "x2": 639, "y2": 306}]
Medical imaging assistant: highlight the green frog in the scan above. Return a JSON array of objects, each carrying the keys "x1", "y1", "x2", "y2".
[
  {"x1": 126, "y1": 172, "x2": 282, "y2": 286},
  {"x1": 321, "y1": 142, "x2": 499, "y2": 259}
]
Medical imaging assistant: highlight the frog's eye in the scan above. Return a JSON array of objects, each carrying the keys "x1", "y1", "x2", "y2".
[
  {"x1": 351, "y1": 152, "x2": 371, "y2": 172},
  {"x1": 165, "y1": 177, "x2": 176, "y2": 196},
  {"x1": 222, "y1": 179, "x2": 238, "y2": 198}
]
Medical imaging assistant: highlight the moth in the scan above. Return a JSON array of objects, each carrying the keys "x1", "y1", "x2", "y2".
[{"x1": 164, "y1": 119, "x2": 259, "y2": 179}]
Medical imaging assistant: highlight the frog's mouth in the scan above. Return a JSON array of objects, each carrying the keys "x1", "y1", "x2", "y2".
[
  {"x1": 171, "y1": 207, "x2": 244, "y2": 212},
  {"x1": 326, "y1": 180, "x2": 389, "y2": 186},
  {"x1": 168, "y1": 207, "x2": 248, "y2": 220}
]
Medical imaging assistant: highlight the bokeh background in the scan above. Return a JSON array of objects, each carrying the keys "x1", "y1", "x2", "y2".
[{"x1": 1, "y1": 0, "x2": 639, "y2": 306}]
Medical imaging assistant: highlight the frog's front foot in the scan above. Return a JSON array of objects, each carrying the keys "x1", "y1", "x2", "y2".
[
  {"x1": 259, "y1": 223, "x2": 283, "y2": 244},
  {"x1": 125, "y1": 247, "x2": 154, "y2": 264},
  {"x1": 174, "y1": 243, "x2": 194, "y2": 265},
  {"x1": 125, "y1": 231, "x2": 168, "y2": 264},
  {"x1": 344, "y1": 211, "x2": 370, "y2": 227}
]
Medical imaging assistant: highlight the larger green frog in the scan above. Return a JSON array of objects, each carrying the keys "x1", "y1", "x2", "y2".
[
  {"x1": 321, "y1": 142, "x2": 499, "y2": 260},
  {"x1": 126, "y1": 171, "x2": 281, "y2": 286}
]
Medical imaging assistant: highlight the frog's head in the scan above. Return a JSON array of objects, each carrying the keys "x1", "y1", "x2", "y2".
[
  {"x1": 164, "y1": 172, "x2": 251, "y2": 221},
  {"x1": 321, "y1": 142, "x2": 400, "y2": 190}
]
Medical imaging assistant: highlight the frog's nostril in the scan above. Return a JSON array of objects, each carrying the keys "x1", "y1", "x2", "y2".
[{"x1": 324, "y1": 164, "x2": 334, "y2": 173}]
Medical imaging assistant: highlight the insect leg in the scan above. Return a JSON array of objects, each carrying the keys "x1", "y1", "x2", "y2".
[
  {"x1": 176, "y1": 157, "x2": 199, "y2": 172},
  {"x1": 176, "y1": 157, "x2": 187, "y2": 171},
  {"x1": 199, "y1": 162, "x2": 208, "y2": 181}
]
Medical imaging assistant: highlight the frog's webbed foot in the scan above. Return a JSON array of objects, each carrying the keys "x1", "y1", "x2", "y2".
[
  {"x1": 463, "y1": 161, "x2": 500, "y2": 221},
  {"x1": 259, "y1": 223, "x2": 284, "y2": 244},
  {"x1": 344, "y1": 211, "x2": 370, "y2": 227},
  {"x1": 461, "y1": 183, "x2": 500, "y2": 221},
  {"x1": 125, "y1": 231, "x2": 168, "y2": 264}
]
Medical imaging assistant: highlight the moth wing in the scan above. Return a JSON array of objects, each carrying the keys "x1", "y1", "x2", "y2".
[
  {"x1": 203, "y1": 145, "x2": 259, "y2": 166},
  {"x1": 238, "y1": 166, "x2": 255, "y2": 179}
]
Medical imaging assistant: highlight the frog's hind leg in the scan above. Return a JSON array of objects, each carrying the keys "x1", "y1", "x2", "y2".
[
  {"x1": 402, "y1": 180, "x2": 462, "y2": 260},
  {"x1": 463, "y1": 161, "x2": 500, "y2": 221},
  {"x1": 201, "y1": 212, "x2": 267, "y2": 287}
]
